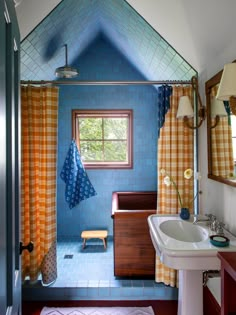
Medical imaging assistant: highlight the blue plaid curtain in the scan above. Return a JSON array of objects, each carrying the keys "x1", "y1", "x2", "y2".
[
  {"x1": 223, "y1": 100, "x2": 232, "y2": 125},
  {"x1": 157, "y1": 85, "x2": 173, "y2": 137}
]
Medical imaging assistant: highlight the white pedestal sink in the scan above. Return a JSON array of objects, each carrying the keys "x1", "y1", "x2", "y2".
[{"x1": 148, "y1": 214, "x2": 236, "y2": 315}]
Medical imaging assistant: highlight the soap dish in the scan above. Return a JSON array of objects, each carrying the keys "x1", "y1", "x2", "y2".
[{"x1": 210, "y1": 235, "x2": 230, "y2": 247}]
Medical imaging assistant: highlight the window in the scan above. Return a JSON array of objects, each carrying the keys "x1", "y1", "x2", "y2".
[
  {"x1": 72, "y1": 109, "x2": 133, "y2": 169},
  {"x1": 231, "y1": 114, "x2": 236, "y2": 164}
]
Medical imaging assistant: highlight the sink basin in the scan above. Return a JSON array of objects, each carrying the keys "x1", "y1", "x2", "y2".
[
  {"x1": 148, "y1": 214, "x2": 236, "y2": 270},
  {"x1": 159, "y1": 219, "x2": 208, "y2": 242},
  {"x1": 148, "y1": 214, "x2": 236, "y2": 315}
]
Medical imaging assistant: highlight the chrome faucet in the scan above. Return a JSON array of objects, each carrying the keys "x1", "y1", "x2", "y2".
[
  {"x1": 215, "y1": 222, "x2": 225, "y2": 235},
  {"x1": 193, "y1": 214, "x2": 215, "y2": 225},
  {"x1": 210, "y1": 216, "x2": 218, "y2": 232},
  {"x1": 193, "y1": 214, "x2": 225, "y2": 234}
]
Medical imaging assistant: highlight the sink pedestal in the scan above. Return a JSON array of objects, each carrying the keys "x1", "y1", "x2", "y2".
[{"x1": 178, "y1": 270, "x2": 203, "y2": 315}]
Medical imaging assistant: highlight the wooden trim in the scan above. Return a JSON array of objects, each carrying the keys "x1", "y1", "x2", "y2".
[
  {"x1": 205, "y1": 69, "x2": 223, "y2": 184},
  {"x1": 208, "y1": 174, "x2": 236, "y2": 187},
  {"x1": 72, "y1": 109, "x2": 133, "y2": 169}
]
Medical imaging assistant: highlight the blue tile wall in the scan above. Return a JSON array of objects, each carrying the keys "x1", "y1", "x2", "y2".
[
  {"x1": 20, "y1": 0, "x2": 196, "y2": 81},
  {"x1": 57, "y1": 34, "x2": 158, "y2": 238}
]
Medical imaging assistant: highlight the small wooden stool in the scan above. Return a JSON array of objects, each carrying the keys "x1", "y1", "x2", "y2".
[{"x1": 81, "y1": 230, "x2": 108, "y2": 249}]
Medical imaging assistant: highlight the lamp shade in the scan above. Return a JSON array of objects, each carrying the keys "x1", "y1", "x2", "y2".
[
  {"x1": 211, "y1": 97, "x2": 227, "y2": 117},
  {"x1": 176, "y1": 96, "x2": 194, "y2": 118},
  {"x1": 216, "y1": 63, "x2": 236, "y2": 101}
]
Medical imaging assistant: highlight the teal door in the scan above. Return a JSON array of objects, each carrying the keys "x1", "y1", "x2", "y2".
[{"x1": 0, "y1": 1, "x2": 21, "y2": 314}]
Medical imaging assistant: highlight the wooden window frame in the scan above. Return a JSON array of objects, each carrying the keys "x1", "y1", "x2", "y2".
[{"x1": 72, "y1": 109, "x2": 133, "y2": 169}]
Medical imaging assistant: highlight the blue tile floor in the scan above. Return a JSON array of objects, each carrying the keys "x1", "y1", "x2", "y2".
[{"x1": 22, "y1": 238, "x2": 178, "y2": 301}]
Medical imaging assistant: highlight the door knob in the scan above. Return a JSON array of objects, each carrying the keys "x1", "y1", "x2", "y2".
[{"x1": 19, "y1": 241, "x2": 34, "y2": 255}]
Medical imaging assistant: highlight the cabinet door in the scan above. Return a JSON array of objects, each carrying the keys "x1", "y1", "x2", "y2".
[
  {"x1": 0, "y1": 1, "x2": 8, "y2": 310},
  {"x1": 0, "y1": 1, "x2": 21, "y2": 314}
]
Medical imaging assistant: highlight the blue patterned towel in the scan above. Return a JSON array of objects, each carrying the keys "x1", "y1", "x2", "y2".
[{"x1": 60, "y1": 140, "x2": 97, "y2": 209}]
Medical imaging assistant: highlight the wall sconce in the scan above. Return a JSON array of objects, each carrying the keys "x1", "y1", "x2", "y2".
[
  {"x1": 210, "y1": 97, "x2": 227, "y2": 129},
  {"x1": 216, "y1": 62, "x2": 236, "y2": 115},
  {"x1": 176, "y1": 77, "x2": 206, "y2": 129}
]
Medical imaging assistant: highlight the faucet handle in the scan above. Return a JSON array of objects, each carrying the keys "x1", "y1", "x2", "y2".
[
  {"x1": 216, "y1": 222, "x2": 225, "y2": 235},
  {"x1": 206, "y1": 214, "x2": 215, "y2": 221},
  {"x1": 210, "y1": 217, "x2": 218, "y2": 232},
  {"x1": 206, "y1": 214, "x2": 216, "y2": 227}
]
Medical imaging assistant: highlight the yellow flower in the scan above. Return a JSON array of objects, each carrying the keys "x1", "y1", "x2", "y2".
[{"x1": 184, "y1": 168, "x2": 193, "y2": 180}]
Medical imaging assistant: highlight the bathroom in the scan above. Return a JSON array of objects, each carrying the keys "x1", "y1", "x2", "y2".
[
  {"x1": 20, "y1": 0, "x2": 198, "y2": 300},
  {"x1": 2, "y1": 0, "x2": 236, "y2": 314}
]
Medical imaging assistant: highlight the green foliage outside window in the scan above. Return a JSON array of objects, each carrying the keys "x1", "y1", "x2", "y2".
[
  {"x1": 72, "y1": 110, "x2": 132, "y2": 168},
  {"x1": 79, "y1": 117, "x2": 128, "y2": 162}
]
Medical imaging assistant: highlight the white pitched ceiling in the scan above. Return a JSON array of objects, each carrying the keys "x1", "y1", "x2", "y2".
[
  {"x1": 127, "y1": 0, "x2": 236, "y2": 72},
  {"x1": 15, "y1": 0, "x2": 62, "y2": 40}
]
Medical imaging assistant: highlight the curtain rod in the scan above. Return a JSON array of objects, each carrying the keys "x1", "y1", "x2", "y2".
[{"x1": 20, "y1": 79, "x2": 192, "y2": 86}]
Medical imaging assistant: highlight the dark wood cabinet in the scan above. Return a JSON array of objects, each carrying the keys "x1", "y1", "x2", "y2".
[
  {"x1": 203, "y1": 285, "x2": 221, "y2": 315},
  {"x1": 217, "y1": 252, "x2": 236, "y2": 315}
]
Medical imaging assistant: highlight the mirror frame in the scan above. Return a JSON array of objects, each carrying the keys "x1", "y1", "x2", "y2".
[{"x1": 205, "y1": 68, "x2": 236, "y2": 187}]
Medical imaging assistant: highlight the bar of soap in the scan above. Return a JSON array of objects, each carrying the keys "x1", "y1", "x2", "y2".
[{"x1": 210, "y1": 235, "x2": 230, "y2": 247}]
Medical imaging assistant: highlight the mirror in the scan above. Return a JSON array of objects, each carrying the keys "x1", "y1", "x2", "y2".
[{"x1": 206, "y1": 68, "x2": 236, "y2": 187}]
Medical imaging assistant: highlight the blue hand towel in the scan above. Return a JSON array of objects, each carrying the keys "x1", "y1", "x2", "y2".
[{"x1": 60, "y1": 140, "x2": 97, "y2": 209}]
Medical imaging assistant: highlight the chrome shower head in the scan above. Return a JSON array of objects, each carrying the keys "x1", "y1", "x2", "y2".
[{"x1": 55, "y1": 44, "x2": 79, "y2": 78}]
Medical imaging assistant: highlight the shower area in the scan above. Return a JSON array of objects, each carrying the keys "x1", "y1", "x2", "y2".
[
  {"x1": 21, "y1": 78, "x2": 163, "y2": 300},
  {"x1": 20, "y1": 0, "x2": 196, "y2": 301},
  {"x1": 55, "y1": 74, "x2": 159, "y2": 284},
  {"x1": 21, "y1": 37, "x2": 161, "y2": 295}
]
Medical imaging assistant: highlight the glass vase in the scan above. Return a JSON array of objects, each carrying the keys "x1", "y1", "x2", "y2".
[{"x1": 180, "y1": 207, "x2": 190, "y2": 220}]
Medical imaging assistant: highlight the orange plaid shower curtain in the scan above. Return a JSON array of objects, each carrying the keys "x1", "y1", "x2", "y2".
[
  {"x1": 21, "y1": 86, "x2": 58, "y2": 285},
  {"x1": 156, "y1": 85, "x2": 194, "y2": 287},
  {"x1": 210, "y1": 85, "x2": 234, "y2": 177}
]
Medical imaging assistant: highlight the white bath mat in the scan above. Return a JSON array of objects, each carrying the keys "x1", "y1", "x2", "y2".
[{"x1": 40, "y1": 306, "x2": 155, "y2": 315}]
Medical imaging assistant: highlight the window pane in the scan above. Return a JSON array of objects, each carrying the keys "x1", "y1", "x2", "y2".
[
  {"x1": 80, "y1": 141, "x2": 103, "y2": 161},
  {"x1": 104, "y1": 118, "x2": 127, "y2": 140},
  {"x1": 231, "y1": 115, "x2": 236, "y2": 137},
  {"x1": 232, "y1": 138, "x2": 236, "y2": 161},
  {"x1": 79, "y1": 118, "x2": 102, "y2": 140},
  {"x1": 231, "y1": 115, "x2": 236, "y2": 161},
  {"x1": 72, "y1": 109, "x2": 133, "y2": 169},
  {"x1": 104, "y1": 141, "x2": 127, "y2": 161}
]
